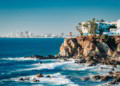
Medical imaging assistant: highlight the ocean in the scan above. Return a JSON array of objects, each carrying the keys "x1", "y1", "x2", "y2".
[{"x1": 0, "y1": 38, "x2": 113, "y2": 86}]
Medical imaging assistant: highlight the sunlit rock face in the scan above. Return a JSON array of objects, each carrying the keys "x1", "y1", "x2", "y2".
[{"x1": 60, "y1": 36, "x2": 120, "y2": 58}]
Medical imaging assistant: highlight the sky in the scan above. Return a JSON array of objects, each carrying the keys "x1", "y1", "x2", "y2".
[{"x1": 0, "y1": 0, "x2": 120, "y2": 35}]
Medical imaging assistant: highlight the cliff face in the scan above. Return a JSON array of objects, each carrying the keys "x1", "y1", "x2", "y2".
[{"x1": 60, "y1": 36, "x2": 120, "y2": 58}]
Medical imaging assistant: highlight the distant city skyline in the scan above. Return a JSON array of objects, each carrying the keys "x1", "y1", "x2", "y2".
[
  {"x1": 0, "y1": 0, "x2": 120, "y2": 35},
  {"x1": 0, "y1": 31, "x2": 75, "y2": 38}
]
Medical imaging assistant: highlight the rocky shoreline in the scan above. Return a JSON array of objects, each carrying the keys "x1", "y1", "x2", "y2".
[
  {"x1": 23, "y1": 35, "x2": 120, "y2": 85},
  {"x1": 59, "y1": 35, "x2": 120, "y2": 85}
]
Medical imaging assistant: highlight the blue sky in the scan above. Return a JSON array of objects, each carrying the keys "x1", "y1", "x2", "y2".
[{"x1": 0, "y1": 0, "x2": 120, "y2": 35}]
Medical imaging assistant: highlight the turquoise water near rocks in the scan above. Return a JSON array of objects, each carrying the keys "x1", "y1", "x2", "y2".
[{"x1": 0, "y1": 38, "x2": 115, "y2": 86}]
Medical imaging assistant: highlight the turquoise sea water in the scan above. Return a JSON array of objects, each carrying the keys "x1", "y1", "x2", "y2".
[{"x1": 0, "y1": 38, "x2": 113, "y2": 86}]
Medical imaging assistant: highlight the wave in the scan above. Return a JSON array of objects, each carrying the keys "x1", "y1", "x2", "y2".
[
  {"x1": 0, "y1": 57, "x2": 37, "y2": 61},
  {"x1": 6, "y1": 60, "x2": 74, "y2": 75},
  {"x1": 19, "y1": 60, "x2": 74, "y2": 71},
  {"x1": 11, "y1": 73, "x2": 79, "y2": 86},
  {"x1": 92, "y1": 64, "x2": 116, "y2": 74},
  {"x1": 63, "y1": 63, "x2": 96, "y2": 71}
]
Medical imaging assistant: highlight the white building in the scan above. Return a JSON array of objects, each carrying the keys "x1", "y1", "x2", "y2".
[
  {"x1": 80, "y1": 19, "x2": 120, "y2": 35},
  {"x1": 80, "y1": 22, "x2": 90, "y2": 35},
  {"x1": 117, "y1": 19, "x2": 120, "y2": 28}
]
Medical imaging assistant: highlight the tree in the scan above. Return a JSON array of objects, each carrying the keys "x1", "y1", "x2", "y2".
[
  {"x1": 83, "y1": 18, "x2": 97, "y2": 35},
  {"x1": 90, "y1": 18, "x2": 96, "y2": 35},
  {"x1": 76, "y1": 18, "x2": 105, "y2": 36},
  {"x1": 100, "y1": 19, "x2": 105, "y2": 22},
  {"x1": 76, "y1": 23, "x2": 83, "y2": 36},
  {"x1": 76, "y1": 26, "x2": 83, "y2": 36},
  {"x1": 83, "y1": 22, "x2": 90, "y2": 33}
]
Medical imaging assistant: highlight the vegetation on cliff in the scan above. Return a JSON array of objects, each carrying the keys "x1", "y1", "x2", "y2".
[
  {"x1": 59, "y1": 35, "x2": 120, "y2": 85},
  {"x1": 60, "y1": 35, "x2": 120, "y2": 64},
  {"x1": 76, "y1": 18, "x2": 99, "y2": 35},
  {"x1": 60, "y1": 35, "x2": 119, "y2": 57}
]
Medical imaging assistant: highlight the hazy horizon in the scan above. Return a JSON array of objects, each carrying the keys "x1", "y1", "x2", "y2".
[{"x1": 0, "y1": 0, "x2": 120, "y2": 35}]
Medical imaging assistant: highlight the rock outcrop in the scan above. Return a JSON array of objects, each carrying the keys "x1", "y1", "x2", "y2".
[
  {"x1": 60, "y1": 35, "x2": 120, "y2": 66},
  {"x1": 60, "y1": 36, "x2": 120, "y2": 58},
  {"x1": 60, "y1": 38, "x2": 77, "y2": 57},
  {"x1": 80, "y1": 71, "x2": 120, "y2": 85}
]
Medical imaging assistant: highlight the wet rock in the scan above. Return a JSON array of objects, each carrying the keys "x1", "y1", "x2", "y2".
[
  {"x1": 112, "y1": 71, "x2": 120, "y2": 78},
  {"x1": 64, "y1": 58, "x2": 69, "y2": 61},
  {"x1": 108, "y1": 71, "x2": 113, "y2": 75},
  {"x1": 111, "y1": 68, "x2": 115, "y2": 71},
  {"x1": 92, "y1": 75, "x2": 100, "y2": 81},
  {"x1": 19, "y1": 78, "x2": 24, "y2": 81},
  {"x1": 105, "y1": 80, "x2": 119, "y2": 85},
  {"x1": 39, "y1": 62, "x2": 42, "y2": 64},
  {"x1": 46, "y1": 75, "x2": 51, "y2": 78},
  {"x1": 32, "y1": 78, "x2": 40, "y2": 82},
  {"x1": 36, "y1": 73, "x2": 44, "y2": 78},
  {"x1": 75, "y1": 58, "x2": 86, "y2": 63},
  {"x1": 80, "y1": 76, "x2": 90, "y2": 81},
  {"x1": 24, "y1": 77, "x2": 30, "y2": 80},
  {"x1": 100, "y1": 75, "x2": 112, "y2": 81},
  {"x1": 92, "y1": 74, "x2": 113, "y2": 81},
  {"x1": 87, "y1": 61, "x2": 96, "y2": 66},
  {"x1": 105, "y1": 77, "x2": 120, "y2": 85},
  {"x1": 66, "y1": 75, "x2": 72, "y2": 79},
  {"x1": 115, "y1": 77, "x2": 120, "y2": 82},
  {"x1": 28, "y1": 54, "x2": 57, "y2": 59}
]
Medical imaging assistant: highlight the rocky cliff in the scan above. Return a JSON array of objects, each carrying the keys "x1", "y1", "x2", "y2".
[{"x1": 60, "y1": 35, "x2": 120, "y2": 58}]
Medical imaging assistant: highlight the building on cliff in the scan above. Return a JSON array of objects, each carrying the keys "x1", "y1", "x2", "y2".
[{"x1": 81, "y1": 19, "x2": 120, "y2": 35}]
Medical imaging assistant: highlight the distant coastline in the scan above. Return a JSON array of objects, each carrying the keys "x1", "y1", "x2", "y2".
[{"x1": 0, "y1": 37, "x2": 65, "y2": 38}]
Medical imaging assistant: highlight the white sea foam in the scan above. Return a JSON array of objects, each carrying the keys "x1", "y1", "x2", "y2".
[
  {"x1": 20, "y1": 60, "x2": 74, "y2": 71},
  {"x1": 0, "y1": 57, "x2": 37, "y2": 61},
  {"x1": 96, "y1": 83, "x2": 120, "y2": 86},
  {"x1": 7, "y1": 60, "x2": 74, "y2": 74},
  {"x1": 11, "y1": 73, "x2": 79, "y2": 86},
  {"x1": 63, "y1": 62, "x2": 96, "y2": 71},
  {"x1": 92, "y1": 64, "x2": 115, "y2": 74}
]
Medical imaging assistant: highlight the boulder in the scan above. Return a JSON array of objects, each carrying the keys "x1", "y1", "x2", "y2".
[
  {"x1": 75, "y1": 59, "x2": 86, "y2": 64},
  {"x1": 32, "y1": 79, "x2": 40, "y2": 82},
  {"x1": 36, "y1": 73, "x2": 44, "y2": 78},
  {"x1": 87, "y1": 60, "x2": 96, "y2": 66},
  {"x1": 80, "y1": 76, "x2": 90, "y2": 81},
  {"x1": 92, "y1": 75, "x2": 100, "y2": 81},
  {"x1": 108, "y1": 71, "x2": 113, "y2": 75},
  {"x1": 100, "y1": 75, "x2": 112, "y2": 81},
  {"x1": 24, "y1": 77, "x2": 30, "y2": 80},
  {"x1": 66, "y1": 75, "x2": 72, "y2": 79},
  {"x1": 46, "y1": 75, "x2": 51, "y2": 78},
  {"x1": 19, "y1": 78, "x2": 24, "y2": 81},
  {"x1": 105, "y1": 81, "x2": 118, "y2": 85}
]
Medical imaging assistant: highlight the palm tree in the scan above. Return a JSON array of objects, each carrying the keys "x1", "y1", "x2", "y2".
[
  {"x1": 76, "y1": 23, "x2": 83, "y2": 36},
  {"x1": 83, "y1": 22, "x2": 91, "y2": 34},
  {"x1": 90, "y1": 18, "x2": 96, "y2": 35},
  {"x1": 76, "y1": 26, "x2": 83, "y2": 36},
  {"x1": 100, "y1": 19, "x2": 105, "y2": 22},
  {"x1": 76, "y1": 18, "x2": 98, "y2": 36}
]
